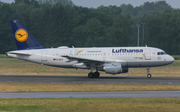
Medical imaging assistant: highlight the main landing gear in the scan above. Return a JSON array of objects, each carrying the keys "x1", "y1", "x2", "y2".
[
  {"x1": 88, "y1": 67, "x2": 100, "y2": 78},
  {"x1": 88, "y1": 71, "x2": 100, "y2": 78},
  {"x1": 147, "y1": 67, "x2": 151, "y2": 78}
]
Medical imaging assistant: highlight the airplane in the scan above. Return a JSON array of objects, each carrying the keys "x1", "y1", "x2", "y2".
[{"x1": 6, "y1": 20, "x2": 174, "y2": 78}]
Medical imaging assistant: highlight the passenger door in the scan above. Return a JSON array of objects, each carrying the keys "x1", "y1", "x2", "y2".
[
  {"x1": 41, "y1": 50, "x2": 47, "y2": 62},
  {"x1": 145, "y1": 49, "x2": 151, "y2": 60}
]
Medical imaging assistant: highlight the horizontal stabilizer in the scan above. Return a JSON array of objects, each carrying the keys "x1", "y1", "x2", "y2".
[{"x1": 7, "y1": 52, "x2": 31, "y2": 56}]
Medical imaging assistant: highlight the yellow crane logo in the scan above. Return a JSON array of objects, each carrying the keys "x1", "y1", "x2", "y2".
[{"x1": 15, "y1": 28, "x2": 28, "y2": 42}]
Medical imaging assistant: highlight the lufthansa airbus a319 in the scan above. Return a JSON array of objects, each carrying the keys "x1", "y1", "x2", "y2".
[{"x1": 7, "y1": 20, "x2": 174, "y2": 78}]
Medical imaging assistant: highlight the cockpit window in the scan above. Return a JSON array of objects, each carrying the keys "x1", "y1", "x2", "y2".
[{"x1": 157, "y1": 52, "x2": 167, "y2": 55}]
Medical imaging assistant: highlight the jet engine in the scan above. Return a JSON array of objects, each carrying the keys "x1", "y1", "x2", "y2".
[
  {"x1": 103, "y1": 63, "x2": 122, "y2": 74},
  {"x1": 103, "y1": 63, "x2": 129, "y2": 74}
]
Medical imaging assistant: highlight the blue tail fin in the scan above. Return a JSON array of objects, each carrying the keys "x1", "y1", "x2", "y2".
[{"x1": 10, "y1": 20, "x2": 45, "y2": 50}]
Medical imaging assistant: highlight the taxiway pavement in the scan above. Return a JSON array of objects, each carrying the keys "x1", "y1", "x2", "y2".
[
  {"x1": 0, "y1": 75, "x2": 180, "y2": 84},
  {"x1": 0, "y1": 91, "x2": 180, "y2": 98}
]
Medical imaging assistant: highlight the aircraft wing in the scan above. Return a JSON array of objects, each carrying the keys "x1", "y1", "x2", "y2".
[{"x1": 62, "y1": 56, "x2": 105, "y2": 64}]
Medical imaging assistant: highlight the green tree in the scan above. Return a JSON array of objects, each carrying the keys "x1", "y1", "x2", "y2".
[
  {"x1": 15, "y1": 0, "x2": 39, "y2": 7},
  {"x1": 1, "y1": 0, "x2": 179, "y2": 55},
  {"x1": 121, "y1": 4, "x2": 134, "y2": 16},
  {"x1": 37, "y1": 0, "x2": 73, "y2": 6},
  {"x1": 144, "y1": 10, "x2": 180, "y2": 54},
  {"x1": 72, "y1": 18, "x2": 106, "y2": 47},
  {"x1": 0, "y1": 3, "x2": 20, "y2": 53},
  {"x1": 106, "y1": 15, "x2": 133, "y2": 47}
]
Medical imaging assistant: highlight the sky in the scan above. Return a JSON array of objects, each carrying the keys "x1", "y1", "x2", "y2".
[{"x1": 1, "y1": 0, "x2": 180, "y2": 9}]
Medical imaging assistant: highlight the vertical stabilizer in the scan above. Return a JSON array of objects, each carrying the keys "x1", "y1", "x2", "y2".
[{"x1": 10, "y1": 20, "x2": 45, "y2": 50}]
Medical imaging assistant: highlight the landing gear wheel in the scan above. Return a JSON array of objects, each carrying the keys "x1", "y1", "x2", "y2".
[
  {"x1": 147, "y1": 74, "x2": 151, "y2": 78},
  {"x1": 146, "y1": 67, "x2": 151, "y2": 78},
  {"x1": 88, "y1": 73, "x2": 94, "y2": 78},
  {"x1": 94, "y1": 72, "x2": 100, "y2": 78}
]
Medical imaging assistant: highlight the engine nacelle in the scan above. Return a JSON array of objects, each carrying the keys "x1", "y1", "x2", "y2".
[{"x1": 103, "y1": 63, "x2": 122, "y2": 74}]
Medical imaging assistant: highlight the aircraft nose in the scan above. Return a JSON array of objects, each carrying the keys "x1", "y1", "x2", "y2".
[{"x1": 168, "y1": 55, "x2": 174, "y2": 64}]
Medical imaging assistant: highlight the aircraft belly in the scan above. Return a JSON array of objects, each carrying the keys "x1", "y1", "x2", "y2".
[{"x1": 127, "y1": 61, "x2": 171, "y2": 67}]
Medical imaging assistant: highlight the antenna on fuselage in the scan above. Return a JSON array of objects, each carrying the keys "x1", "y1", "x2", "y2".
[
  {"x1": 145, "y1": 45, "x2": 148, "y2": 47},
  {"x1": 72, "y1": 46, "x2": 74, "y2": 48}
]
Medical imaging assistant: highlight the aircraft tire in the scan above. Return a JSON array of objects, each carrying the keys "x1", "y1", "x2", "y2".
[
  {"x1": 147, "y1": 74, "x2": 151, "y2": 78},
  {"x1": 88, "y1": 73, "x2": 94, "y2": 78},
  {"x1": 94, "y1": 72, "x2": 100, "y2": 78}
]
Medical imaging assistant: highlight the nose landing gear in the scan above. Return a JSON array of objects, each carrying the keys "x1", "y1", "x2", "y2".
[{"x1": 147, "y1": 67, "x2": 151, "y2": 78}]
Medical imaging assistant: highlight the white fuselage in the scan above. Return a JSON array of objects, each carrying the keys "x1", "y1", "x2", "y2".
[{"x1": 7, "y1": 47, "x2": 174, "y2": 69}]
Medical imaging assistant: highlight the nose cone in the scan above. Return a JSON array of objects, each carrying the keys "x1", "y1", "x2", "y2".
[{"x1": 167, "y1": 55, "x2": 174, "y2": 64}]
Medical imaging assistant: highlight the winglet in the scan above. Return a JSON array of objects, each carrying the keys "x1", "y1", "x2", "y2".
[{"x1": 10, "y1": 20, "x2": 45, "y2": 50}]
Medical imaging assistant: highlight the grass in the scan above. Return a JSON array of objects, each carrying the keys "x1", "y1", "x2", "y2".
[
  {"x1": 173, "y1": 55, "x2": 180, "y2": 60},
  {"x1": 0, "y1": 97, "x2": 180, "y2": 112},
  {"x1": 0, "y1": 54, "x2": 180, "y2": 77},
  {"x1": 0, "y1": 82, "x2": 179, "y2": 92}
]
